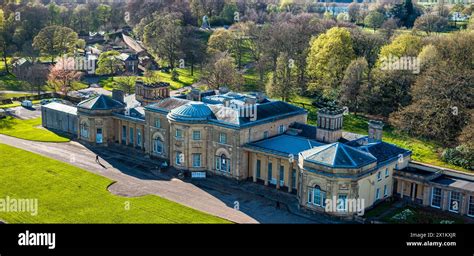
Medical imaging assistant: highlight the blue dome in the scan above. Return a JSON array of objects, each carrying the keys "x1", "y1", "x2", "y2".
[{"x1": 168, "y1": 102, "x2": 213, "y2": 122}]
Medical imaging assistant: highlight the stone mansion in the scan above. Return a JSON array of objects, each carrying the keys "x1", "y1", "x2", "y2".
[{"x1": 41, "y1": 81, "x2": 474, "y2": 219}]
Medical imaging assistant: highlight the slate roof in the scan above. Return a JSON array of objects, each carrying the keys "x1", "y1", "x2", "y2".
[
  {"x1": 300, "y1": 142, "x2": 377, "y2": 168},
  {"x1": 245, "y1": 134, "x2": 323, "y2": 157},
  {"x1": 145, "y1": 97, "x2": 190, "y2": 113},
  {"x1": 346, "y1": 137, "x2": 411, "y2": 165},
  {"x1": 122, "y1": 33, "x2": 145, "y2": 54},
  {"x1": 77, "y1": 95, "x2": 125, "y2": 110},
  {"x1": 42, "y1": 102, "x2": 77, "y2": 115}
]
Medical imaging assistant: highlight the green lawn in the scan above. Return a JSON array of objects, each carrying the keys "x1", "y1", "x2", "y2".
[
  {"x1": 0, "y1": 92, "x2": 35, "y2": 100},
  {"x1": 101, "y1": 68, "x2": 200, "y2": 91},
  {"x1": 0, "y1": 143, "x2": 230, "y2": 223},
  {"x1": 291, "y1": 96, "x2": 471, "y2": 173},
  {"x1": 0, "y1": 117, "x2": 70, "y2": 142},
  {"x1": 154, "y1": 68, "x2": 200, "y2": 90}
]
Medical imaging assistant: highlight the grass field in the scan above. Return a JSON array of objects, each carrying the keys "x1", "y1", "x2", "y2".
[
  {"x1": 290, "y1": 95, "x2": 471, "y2": 173},
  {"x1": 0, "y1": 92, "x2": 35, "y2": 100},
  {"x1": 0, "y1": 117, "x2": 70, "y2": 142},
  {"x1": 0, "y1": 143, "x2": 230, "y2": 223},
  {"x1": 101, "y1": 68, "x2": 200, "y2": 91}
]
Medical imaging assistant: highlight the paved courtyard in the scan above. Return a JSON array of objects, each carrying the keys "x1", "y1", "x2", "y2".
[{"x1": 0, "y1": 134, "x2": 341, "y2": 224}]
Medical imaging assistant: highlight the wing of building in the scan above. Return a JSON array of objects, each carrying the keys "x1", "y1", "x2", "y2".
[{"x1": 41, "y1": 84, "x2": 474, "y2": 219}]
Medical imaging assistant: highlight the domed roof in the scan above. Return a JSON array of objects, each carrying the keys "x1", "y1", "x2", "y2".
[{"x1": 168, "y1": 102, "x2": 213, "y2": 122}]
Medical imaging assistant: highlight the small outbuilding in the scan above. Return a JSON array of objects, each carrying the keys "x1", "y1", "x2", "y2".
[{"x1": 41, "y1": 102, "x2": 78, "y2": 135}]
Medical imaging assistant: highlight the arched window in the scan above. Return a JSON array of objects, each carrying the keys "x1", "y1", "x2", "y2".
[
  {"x1": 215, "y1": 153, "x2": 230, "y2": 172},
  {"x1": 308, "y1": 185, "x2": 326, "y2": 207},
  {"x1": 153, "y1": 137, "x2": 163, "y2": 154},
  {"x1": 80, "y1": 121, "x2": 89, "y2": 139}
]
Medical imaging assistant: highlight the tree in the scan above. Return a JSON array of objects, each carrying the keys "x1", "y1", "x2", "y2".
[
  {"x1": 390, "y1": 31, "x2": 474, "y2": 143},
  {"x1": 181, "y1": 26, "x2": 206, "y2": 76},
  {"x1": 47, "y1": 58, "x2": 83, "y2": 95},
  {"x1": 0, "y1": 9, "x2": 15, "y2": 74},
  {"x1": 379, "y1": 33, "x2": 423, "y2": 60},
  {"x1": 381, "y1": 18, "x2": 399, "y2": 39},
  {"x1": 340, "y1": 57, "x2": 368, "y2": 115},
  {"x1": 366, "y1": 69, "x2": 414, "y2": 117},
  {"x1": 22, "y1": 63, "x2": 48, "y2": 95},
  {"x1": 413, "y1": 14, "x2": 448, "y2": 35},
  {"x1": 33, "y1": 25, "x2": 78, "y2": 62},
  {"x1": 265, "y1": 52, "x2": 297, "y2": 102},
  {"x1": 207, "y1": 25, "x2": 247, "y2": 70},
  {"x1": 364, "y1": 11, "x2": 385, "y2": 32},
  {"x1": 201, "y1": 52, "x2": 243, "y2": 90},
  {"x1": 306, "y1": 27, "x2": 355, "y2": 99},
  {"x1": 348, "y1": 2, "x2": 361, "y2": 23},
  {"x1": 143, "y1": 12, "x2": 183, "y2": 70},
  {"x1": 95, "y1": 51, "x2": 125, "y2": 75},
  {"x1": 388, "y1": 0, "x2": 421, "y2": 28},
  {"x1": 114, "y1": 76, "x2": 136, "y2": 95}
]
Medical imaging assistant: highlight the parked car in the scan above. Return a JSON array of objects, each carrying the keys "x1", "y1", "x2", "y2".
[
  {"x1": 21, "y1": 100, "x2": 33, "y2": 108},
  {"x1": 40, "y1": 99, "x2": 51, "y2": 105}
]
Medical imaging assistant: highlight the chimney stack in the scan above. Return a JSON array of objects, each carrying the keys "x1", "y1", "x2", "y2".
[
  {"x1": 368, "y1": 120, "x2": 384, "y2": 141},
  {"x1": 112, "y1": 89, "x2": 124, "y2": 104}
]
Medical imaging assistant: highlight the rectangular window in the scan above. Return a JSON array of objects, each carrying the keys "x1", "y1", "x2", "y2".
[
  {"x1": 313, "y1": 188, "x2": 321, "y2": 206},
  {"x1": 122, "y1": 125, "x2": 127, "y2": 142},
  {"x1": 291, "y1": 169, "x2": 296, "y2": 189},
  {"x1": 256, "y1": 160, "x2": 261, "y2": 179},
  {"x1": 263, "y1": 131, "x2": 269, "y2": 139},
  {"x1": 155, "y1": 118, "x2": 161, "y2": 128},
  {"x1": 279, "y1": 165, "x2": 284, "y2": 186},
  {"x1": 337, "y1": 194, "x2": 347, "y2": 212},
  {"x1": 384, "y1": 185, "x2": 388, "y2": 197},
  {"x1": 278, "y1": 125, "x2": 284, "y2": 134},
  {"x1": 219, "y1": 133, "x2": 227, "y2": 144},
  {"x1": 192, "y1": 130, "x2": 201, "y2": 140},
  {"x1": 308, "y1": 188, "x2": 312, "y2": 204},
  {"x1": 377, "y1": 172, "x2": 381, "y2": 181},
  {"x1": 129, "y1": 127, "x2": 134, "y2": 145},
  {"x1": 468, "y1": 196, "x2": 474, "y2": 217},
  {"x1": 449, "y1": 191, "x2": 461, "y2": 213},
  {"x1": 385, "y1": 168, "x2": 389, "y2": 178},
  {"x1": 175, "y1": 129, "x2": 183, "y2": 138},
  {"x1": 137, "y1": 128, "x2": 142, "y2": 148},
  {"x1": 376, "y1": 188, "x2": 381, "y2": 200},
  {"x1": 176, "y1": 152, "x2": 183, "y2": 165},
  {"x1": 267, "y1": 162, "x2": 272, "y2": 183},
  {"x1": 192, "y1": 153, "x2": 201, "y2": 167},
  {"x1": 431, "y1": 187, "x2": 442, "y2": 209}
]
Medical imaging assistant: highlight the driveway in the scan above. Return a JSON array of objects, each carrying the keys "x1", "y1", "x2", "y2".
[
  {"x1": 4, "y1": 105, "x2": 42, "y2": 120},
  {"x1": 0, "y1": 135, "x2": 338, "y2": 223}
]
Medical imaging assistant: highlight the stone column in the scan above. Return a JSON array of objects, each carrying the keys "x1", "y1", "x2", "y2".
[
  {"x1": 251, "y1": 153, "x2": 257, "y2": 182},
  {"x1": 264, "y1": 155, "x2": 269, "y2": 186},
  {"x1": 276, "y1": 158, "x2": 281, "y2": 190},
  {"x1": 400, "y1": 180, "x2": 404, "y2": 199},
  {"x1": 288, "y1": 162, "x2": 293, "y2": 193}
]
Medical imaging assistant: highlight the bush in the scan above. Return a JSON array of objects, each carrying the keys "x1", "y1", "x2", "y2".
[
  {"x1": 442, "y1": 145, "x2": 474, "y2": 170},
  {"x1": 171, "y1": 70, "x2": 179, "y2": 82}
]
